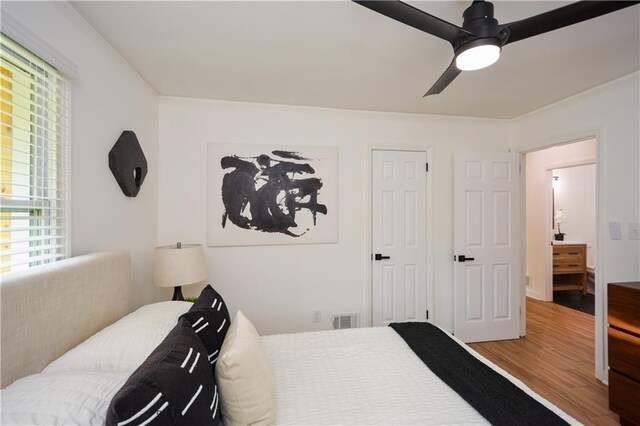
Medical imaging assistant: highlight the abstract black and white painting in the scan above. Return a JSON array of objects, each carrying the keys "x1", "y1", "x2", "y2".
[{"x1": 207, "y1": 144, "x2": 338, "y2": 246}]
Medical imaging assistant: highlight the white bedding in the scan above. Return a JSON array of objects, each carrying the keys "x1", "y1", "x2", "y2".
[
  {"x1": 2, "y1": 301, "x2": 192, "y2": 425},
  {"x1": 3, "y1": 300, "x2": 579, "y2": 426},
  {"x1": 262, "y1": 326, "x2": 580, "y2": 425},
  {"x1": 44, "y1": 301, "x2": 192, "y2": 373},
  {"x1": 0, "y1": 371, "x2": 129, "y2": 425}
]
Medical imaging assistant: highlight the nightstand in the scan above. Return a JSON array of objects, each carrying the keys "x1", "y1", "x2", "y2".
[{"x1": 552, "y1": 243, "x2": 587, "y2": 294}]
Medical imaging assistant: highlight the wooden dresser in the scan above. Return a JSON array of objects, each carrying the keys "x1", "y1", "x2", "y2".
[
  {"x1": 552, "y1": 243, "x2": 587, "y2": 294},
  {"x1": 608, "y1": 282, "x2": 640, "y2": 426}
]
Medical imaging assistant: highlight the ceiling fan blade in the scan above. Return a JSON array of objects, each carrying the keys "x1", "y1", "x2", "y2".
[
  {"x1": 501, "y1": 1, "x2": 640, "y2": 45},
  {"x1": 424, "y1": 59, "x2": 462, "y2": 97},
  {"x1": 353, "y1": 1, "x2": 471, "y2": 44}
]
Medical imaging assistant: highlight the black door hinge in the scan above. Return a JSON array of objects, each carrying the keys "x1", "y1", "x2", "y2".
[
  {"x1": 426, "y1": 163, "x2": 429, "y2": 172},
  {"x1": 426, "y1": 310, "x2": 429, "y2": 320}
]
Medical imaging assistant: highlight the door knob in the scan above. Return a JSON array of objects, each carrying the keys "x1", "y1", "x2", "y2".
[
  {"x1": 374, "y1": 253, "x2": 391, "y2": 261},
  {"x1": 456, "y1": 255, "x2": 475, "y2": 262}
]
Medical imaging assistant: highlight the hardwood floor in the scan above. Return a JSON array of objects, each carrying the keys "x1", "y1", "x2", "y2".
[{"x1": 470, "y1": 297, "x2": 620, "y2": 426}]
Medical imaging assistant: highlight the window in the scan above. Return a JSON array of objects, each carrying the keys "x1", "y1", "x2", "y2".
[{"x1": 0, "y1": 33, "x2": 70, "y2": 274}]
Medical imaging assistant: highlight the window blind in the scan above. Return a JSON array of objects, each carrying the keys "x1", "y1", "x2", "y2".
[{"x1": 0, "y1": 33, "x2": 70, "y2": 273}]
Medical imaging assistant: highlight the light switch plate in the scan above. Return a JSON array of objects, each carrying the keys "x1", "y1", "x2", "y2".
[
  {"x1": 609, "y1": 222, "x2": 622, "y2": 240},
  {"x1": 629, "y1": 222, "x2": 640, "y2": 240}
]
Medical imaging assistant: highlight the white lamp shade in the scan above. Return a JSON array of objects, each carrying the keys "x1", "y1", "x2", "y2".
[{"x1": 153, "y1": 244, "x2": 208, "y2": 288}]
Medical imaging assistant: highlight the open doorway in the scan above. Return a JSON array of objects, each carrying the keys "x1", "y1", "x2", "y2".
[
  {"x1": 551, "y1": 162, "x2": 596, "y2": 314},
  {"x1": 524, "y1": 137, "x2": 596, "y2": 305},
  {"x1": 523, "y1": 137, "x2": 598, "y2": 367}
]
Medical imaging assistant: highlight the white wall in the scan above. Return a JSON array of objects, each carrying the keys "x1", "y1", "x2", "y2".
[
  {"x1": 554, "y1": 164, "x2": 597, "y2": 268},
  {"x1": 511, "y1": 71, "x2": 640, "y2": 381},
  {"x1": 2, "y1": 2, "x2": 164, "y2": 308},
  {"x1": 158, "y1": 98, "x2": 510, "y2": 335},
  {"x1": 525, "y1": 139, "x2": 596, "y2": 300},
  {"x1": 514, "y1": 73, "x2": 639, "y2": 284}
]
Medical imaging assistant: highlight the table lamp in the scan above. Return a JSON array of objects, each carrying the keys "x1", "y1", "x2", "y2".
[{"x1": 153, "y1": 242, "x2": 207, "y2": 301}]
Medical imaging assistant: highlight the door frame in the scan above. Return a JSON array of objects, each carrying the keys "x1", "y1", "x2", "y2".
[
  {"x1": 543, "y1": 158, "x2": 596, "y2": 302},
  {"x1": 520, "y1": 154, "x2": 526, "y2": 336},
  {"x1": 521, "y1": 131, "x2": 606, "y2": 383},
  {"x1": 364, "y1": 145, "x2": 434, "y2": 327}
]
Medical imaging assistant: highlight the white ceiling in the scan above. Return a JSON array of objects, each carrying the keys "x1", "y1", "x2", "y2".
[{"x1": 72, "y1": 1, "x2": 640, "y2": 119}]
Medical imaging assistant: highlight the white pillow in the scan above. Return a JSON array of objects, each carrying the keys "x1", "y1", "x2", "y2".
[
  {"x1": 1, "y1": 370, "x2": 129, "y2": 425},
  {"x1": 216, "y1": 311, "x2": 277, "y2": 426},
  {"x1": 44, "y1": 301, "x2": 192, "y2": 373}
]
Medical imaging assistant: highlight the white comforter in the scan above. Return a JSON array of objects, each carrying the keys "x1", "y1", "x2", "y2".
[
  {"x1": 2, "y1": 302, "x2": 579, "y2": 426},
  {"x1": 263, "y1": 326, "x2": 579, "y2": 425}
]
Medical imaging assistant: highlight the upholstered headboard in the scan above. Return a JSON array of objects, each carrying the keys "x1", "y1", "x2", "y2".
[{"x1": 0, "y1": 251, "x2": 131, "y2": 388}]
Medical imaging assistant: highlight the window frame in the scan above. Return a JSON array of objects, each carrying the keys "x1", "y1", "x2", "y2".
[{"x1": 1, "y1": 32, "x2": 71, "y2": 274}]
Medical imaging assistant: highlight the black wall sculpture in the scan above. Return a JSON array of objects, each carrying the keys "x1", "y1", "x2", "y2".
[{"x1": 109, "y1": 131, "x2": 148, "y2": 197}]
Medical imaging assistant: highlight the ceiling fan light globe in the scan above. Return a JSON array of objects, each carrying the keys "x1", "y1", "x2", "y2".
[{"x1": 455, "y1": 45, "x2": 501, "y2": 71}]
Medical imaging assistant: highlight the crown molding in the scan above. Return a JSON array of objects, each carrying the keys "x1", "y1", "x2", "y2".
[
  {"x1": 50, "y1": 1, "x2": 157, "y2": 94},
  {"x1": 1, "y1": 8, "x2": 78, "y2": 78},
  {"x1": 512, "y1": 71, "x2": 639, "y2": 122},
  {"x1": 50, "y1": 1, "x2": 110, "y2": 53}
]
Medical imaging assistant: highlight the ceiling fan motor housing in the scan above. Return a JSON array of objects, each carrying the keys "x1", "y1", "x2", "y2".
[
  {"x1": 463, "y1": 1, "x2": 498, "y2": 36},
  {"x1": 455, "y1": 1, "x2": 502, "y2": 55}
]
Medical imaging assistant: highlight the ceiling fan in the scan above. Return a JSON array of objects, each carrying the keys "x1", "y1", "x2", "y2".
[{"x1": 353, "y1": 0, "x2": 639, "y2": 96}]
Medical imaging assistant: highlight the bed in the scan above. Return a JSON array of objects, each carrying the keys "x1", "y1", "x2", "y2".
[{"x1": 0, "y1": 251, "x2": 580, "y2": 425}]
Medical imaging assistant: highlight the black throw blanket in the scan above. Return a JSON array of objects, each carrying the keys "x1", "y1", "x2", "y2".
[{"x1": 389, "y1": 322, "x2": 570, "y2": 426}]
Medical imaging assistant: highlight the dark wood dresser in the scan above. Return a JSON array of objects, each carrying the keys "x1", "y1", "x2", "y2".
[{"x1": 608, "y1": 282, "x2": 640, "y2": 426}]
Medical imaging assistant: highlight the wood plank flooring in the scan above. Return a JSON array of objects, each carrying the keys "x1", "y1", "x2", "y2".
[{"x1": 469, "y1": 298, "x2": 619, "y2": 426}]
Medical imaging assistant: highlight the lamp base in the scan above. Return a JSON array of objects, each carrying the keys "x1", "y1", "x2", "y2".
[{"x1": 171, "y1": 286, "x2": 185, "y2": 301}]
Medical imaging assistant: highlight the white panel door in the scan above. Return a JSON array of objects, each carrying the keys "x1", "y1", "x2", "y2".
[
  {"x1": 372, "y1": 150, "x2": 427, "y2": 326},
  {"x1": 453, "y1": 151, "x2": 521, "y2": 343}
]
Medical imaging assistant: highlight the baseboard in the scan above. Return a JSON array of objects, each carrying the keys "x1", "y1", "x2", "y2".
[{"x1": 526, "y1": 289, "x2": 545, "y2": 300}]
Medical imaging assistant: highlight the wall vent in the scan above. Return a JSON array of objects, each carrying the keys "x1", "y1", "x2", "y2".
[{"x1": 332, "y1": 313, "x2": 358, "y2": 330}]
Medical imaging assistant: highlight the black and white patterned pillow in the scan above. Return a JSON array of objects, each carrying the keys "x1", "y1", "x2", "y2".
[
  {"x1": 106, "y1": 318, "x2": 222, "y2": 426},
  {"x1": 180, "y1": 285, "x2": 231, "y2": 369}
]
